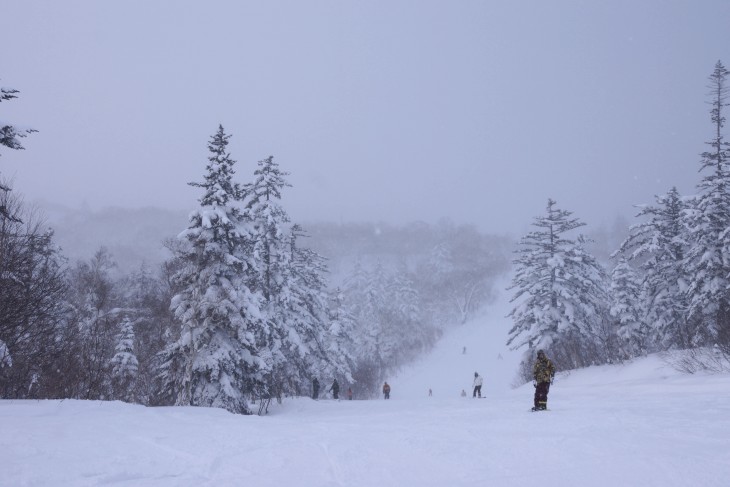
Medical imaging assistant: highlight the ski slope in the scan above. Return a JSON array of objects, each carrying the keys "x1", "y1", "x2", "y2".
[
  {"x1": 3, "y1": 290, "x2": 730, "y2": 486},
  {"x1": 389, "y1": 291, "x2": 524, "y2": 399}
]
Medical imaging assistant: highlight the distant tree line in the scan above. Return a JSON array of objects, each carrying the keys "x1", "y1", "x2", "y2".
[
  {"x1": 0, "y1": 84, "x2": 510, "y2": 410},
  {"x1": 508, "y1": 61, "x2": 730, "y2": 380}
]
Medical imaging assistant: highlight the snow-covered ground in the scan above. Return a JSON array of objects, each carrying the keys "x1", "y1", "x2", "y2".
[{"x1": 3, "y1": 292, "x2": 730, "y2": 486}]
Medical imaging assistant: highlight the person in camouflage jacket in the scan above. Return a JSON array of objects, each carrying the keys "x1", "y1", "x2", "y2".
[{"x1": 532, "y1": 349, "x2": 555, "y2": 411}]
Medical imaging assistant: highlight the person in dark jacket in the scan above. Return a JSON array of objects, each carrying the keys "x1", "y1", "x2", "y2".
[
  {"x1": 532, "y1": 349, "x2": 555, "y2": 411},
  {"x1": 347, "y1": 387, "x2": 353, "y2": 400},
  {"x1": 329, "y1": 379, "x2": 340, "y2": 399},
  {"x1": 382, "y1": 381, "x2": 391, "y2": 399},
  {"x1": 312, "y1": 378, "x2": 320, "y2": 400}
]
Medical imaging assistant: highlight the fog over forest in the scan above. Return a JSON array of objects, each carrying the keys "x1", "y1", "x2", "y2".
[{"x1": 39, "y1": 202, "x2": 629, "y2": 278}]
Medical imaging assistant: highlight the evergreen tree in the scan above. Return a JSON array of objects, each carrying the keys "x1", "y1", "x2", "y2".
[
  {"x1": 362, "y1": 261, "x2": 390, "y2": 373},
  {"x1": 66, "y1": 247, "x2": 121, "y2": 400},
  {"x1": 342, "y1": 261, "x2": 384, "y2": 396},
  {"x1": 608, "y1": 257, "x2": 647, "y2": 357},
  {"x1": 566, "y1": 235, "x2": 612, "y2": 362},
  {"x1": 384, "y1": 264, "x2": 429, "y2": 365},
  {"x1": 0, "y1": 81, "x2": 36, "y2": 155},
  {"x1": 244, "y1": 155, "x2": 291, "y2": 303},
  {"x1": 243, "y1": 157, "x2": 348, "y2": 397},
  {"x1": 287, "y1": 225, "x2": 352, "y2": 384},
  {"x1": 242, "y1": 155, "x2": 293, "y2": 398},
  {"x1": 507, "y1": 199, "x2": 608, "y2": 367},
  {"x1": 1, "y1": 81, "x2": 36, "y2": 221},
  {"x1": 160, "y1": 126, "x2": 265, "y2": 415},
  {"x1": 121, "y1": 263, "x2": 174, "y2": 406},
  {"x1": 685, "y1": 61, "x2": 730, "y2": 348},
  {"x1": 110, "y1": 316, "x2": 139, "y2": 402},
  {"x1": 617, "y1": 187, "x2": 690, "y2": 349},
  {"x1": 326, "y1": 287, "x2": 357, "y2": 381}
]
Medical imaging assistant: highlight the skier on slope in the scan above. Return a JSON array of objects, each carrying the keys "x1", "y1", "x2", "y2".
[
  {"x1": 532, "y1": 349, "x2": 556, "y2": 411},
  {"x1": 312, "y1": 378, "x2": 320, "y2": 400},
  {"x1": 382, "y1": 381, "x2": 391, "y2": 399},
  {"x1": 472, "y1": 372, "x2": 483, "y2": 398},
  {"x1": 329, "y1": 379, "x2": 340, "y2": 399}
]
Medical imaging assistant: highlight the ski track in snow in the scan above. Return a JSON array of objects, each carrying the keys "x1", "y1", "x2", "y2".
[{"x1": 2, "y1": 291, "x2": 730, "y2": 486}]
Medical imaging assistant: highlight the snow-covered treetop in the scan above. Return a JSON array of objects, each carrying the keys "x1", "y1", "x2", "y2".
[{"x1": 188, "y1": 125, "x2": 242, "y2": 208}]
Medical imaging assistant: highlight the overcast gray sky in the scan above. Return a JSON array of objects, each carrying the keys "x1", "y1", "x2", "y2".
[{"x1": 2, "y1": 0, "x2": 730, "y2": 235}]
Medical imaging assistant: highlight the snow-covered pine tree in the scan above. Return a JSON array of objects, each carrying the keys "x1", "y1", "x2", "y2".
[
  {"x1": 242, "y1": 155, "x2": 292, "y2": 398},
  {"x1": 384, "y1": 263, "x2": 429, "y2": 366},
  {"x1": 342, "y1": 260, "x2": 386, "y2": 396},
  {"x1": 66, "y1": 247, "x2": 122, "y2": 400},
  {"x1": 616, "y1": 187, "x2": 690, "y2": 350},
  {"x1": 160, "y1": 125, "x2": 265, "y2": 415},
  {"x1": 609, "y1": 257, "x2": 647, "y2": 357},
  {"x1": 684, "y1": 61, "x2": 730, "y2": 349},
  {"x1": 326, "y1": 287, "x2": 357, "y2": 381},
  {"x1": 507, "y1": 199, "x2": 608, "y2": 369},
  {"x1": 566, "y1": 235, "x2": 612, "y2": 362},
  {"x1": 0, "y1": 81, "x2": 36, "y2": 155},
  {"x1": 362, "y1": 261, "x2": 391, "y2": 372},
  {"x1": 244, "y1": 155, "x2": 291, "y2": 302},
  {"x1": 286, "y1": 225, "x2": 353, "y2": 388},
  {"x1": 342, "y1": 259, "x2": 369, "y2": 320},
  {"x1": 243, "y1": 156, "x2": 345, "y2": 398},
  {"x1": 110, "y1": 316, "x2": 139, "y2": 402},
  {"x1": 120, "y1": 263, "x2": 173, "y2": 405},
  {"x1": 1, "y1": 80, "x2": 36, "y2": 221},
  {"x1": 414, "y1": 243, "x2": 455, "y2": 327}
]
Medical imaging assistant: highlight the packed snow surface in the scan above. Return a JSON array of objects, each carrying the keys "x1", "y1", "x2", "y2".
[{"x1": 3, "y1": 297, "x2": 730, "y2": 486}]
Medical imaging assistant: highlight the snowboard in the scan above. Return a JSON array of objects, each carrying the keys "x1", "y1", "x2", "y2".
[{"x1": 530, "y1": 407, "x2": 550, "y2": 412}]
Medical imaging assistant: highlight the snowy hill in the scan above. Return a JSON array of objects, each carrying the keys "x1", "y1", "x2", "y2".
[
  {"x1": 3, "y1": 289, "x2": 730, "y2": 486},
  {"x1": 390, "y1": 284, "x2": 523, "y2": 399}
]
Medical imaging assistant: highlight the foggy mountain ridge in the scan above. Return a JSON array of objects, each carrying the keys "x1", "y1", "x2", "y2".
[
  {"x1": 40, "y1": 202, "x2": 187, "y2": 275},
  {"x1": 40, "y1": 203, "x2": 518, "y2": 283}
]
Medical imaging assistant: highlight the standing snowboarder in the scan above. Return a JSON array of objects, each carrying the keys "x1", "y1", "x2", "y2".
[
  {"x1": 532, "y1": 349, "x2": 555, "y2": 411},
  {"x1": 382, "y1": 381, "x2": 391, "y2": 399},
  {"x1": 329, "y1": 379, "x2": 340, "y2": 399},
  {"x1": 472, "y1": 372, "x2": 483, "y2": 398},
  {"x1": 312, "y1": 378, "x2": 320, "y2": 400}
]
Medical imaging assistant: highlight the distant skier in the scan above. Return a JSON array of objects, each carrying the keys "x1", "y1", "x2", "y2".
[
  {"x1": 461, "y1": 389, "x2": 467, "y2": 397},
  {"x1": 383, "y1": 381, "x2": 391, "y2": 399},
  {"x1": 472, "y1": 372, "x2": 483, "y2": 398},
  {"x1": 347, "y1": 387, "x2": 353, "y2": 400},
  {"x1": 312, "y1": 378, "x2": 320, "y2": 400},
  {"x1": 329, "y1": 379, "x2": 340, "y2": 399},
  {"x1": 532, "y1": 349, "x2": 556, "y2": 411},
  {"x1": 428, "y1": 388, "x2": 433, "y2": 397}
]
